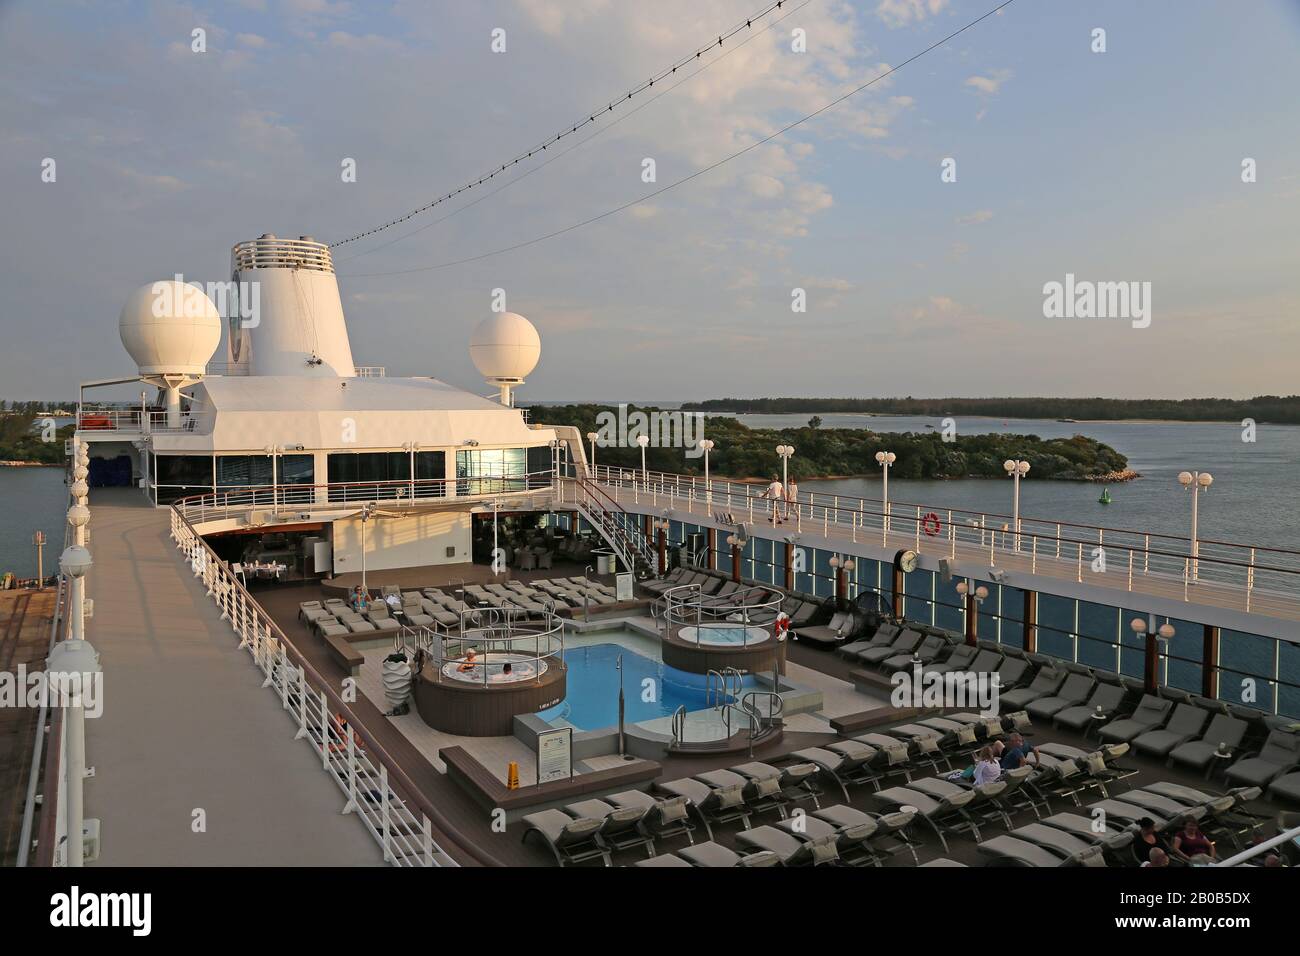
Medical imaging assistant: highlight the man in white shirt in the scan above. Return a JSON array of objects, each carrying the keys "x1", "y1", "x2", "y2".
[{"x1": 766, "y1": 475, "x2": 784, "y2": 525}]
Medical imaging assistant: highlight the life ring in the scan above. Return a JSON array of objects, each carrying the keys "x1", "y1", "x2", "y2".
[
  {"x1": 922, "y1": 512, "x2": 942, "y2": 537},
  {"x1": 774, "y1": 613, "x2": 791, "y2": 639}
]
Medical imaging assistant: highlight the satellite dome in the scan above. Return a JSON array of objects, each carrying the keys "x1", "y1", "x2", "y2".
[
  {"x1": 119, "y1": 280, "x2": 222, "y2": 376},
  {"x1": 469, "y1": 311, "x2": 541, "y2": 382}
]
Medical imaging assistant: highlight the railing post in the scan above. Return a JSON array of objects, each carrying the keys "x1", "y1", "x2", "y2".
[
  {"x1": 295, "y1": 666, "x2": 309, "y2": 739},
  {"x1": 319, "y1": 691, "x2": 330, "y2": 769},
  {"x1": 343, "y1": 725, "x2": 358, "y2": 814},
  {"x1": 279, "y1": 643, "x2": 291, "y2": 710},
  {"x1": 380, "y1": 765, "x2": 393, "y2": 864},
  {"x1": 423, "y1": 814, "x2": 434, "y2": 866},
  {"x1": 262, "y1": 638, "x2": 278, "y2": 688}
]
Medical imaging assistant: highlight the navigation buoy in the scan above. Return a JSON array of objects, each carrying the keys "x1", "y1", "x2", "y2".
[{"x1": 1098, "y1": 487, "x2": 1112, "y2": 505}]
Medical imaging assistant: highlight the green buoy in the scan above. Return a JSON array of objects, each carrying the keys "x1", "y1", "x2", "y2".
[{"x1": 1098, "y1": 486, "x2": 1112, "y2": 505}]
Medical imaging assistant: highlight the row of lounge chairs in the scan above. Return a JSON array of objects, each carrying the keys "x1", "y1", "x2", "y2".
[{"x1": 643, "y1": 568, "x2": 823, "y2": 629}]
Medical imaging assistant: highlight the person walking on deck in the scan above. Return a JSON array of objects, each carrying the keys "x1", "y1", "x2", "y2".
[{"x1": 766, "y1": 475, "x2": 784, "y2": 526}]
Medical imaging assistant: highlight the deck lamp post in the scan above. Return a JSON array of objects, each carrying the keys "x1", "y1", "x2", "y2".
[
  {"x1": 1131, "y1": 616, "x2": 1175, "y2": 694},
  {"x1": 586, "y1": 431, "x2": 599, "y2": 475},
  {"x1": 1178, "y1": 471, "x2": 1213, "y2": 581},
  {"x1": 726, "y1": 529, "x2": 748, "y2": 583},
  {"x1": 654, "y1": 514, "x2": 671, "y2": 576},
  {"x1": 875, "y1": 451, "x2": 896, "y2": 540},
  {"x1": 698, "y1": 438, "x2": 715, "y2": 506},
  {"x1": 264, "y1": 444, "x2": 283, "y2": 509},
  {"x1": 776, "y1": 444, "x2": 795, "y2": 489},
  {"x1": 636, "y1": 434, "x2": 650, "y2": 483},
  {"x1": 829, "y1": 554, "x2": 856, "y2": 607},
  {"x1": 1003, "y1": 459, "x2": 1030, "y2": 552},
  {"x1": 955, "y1": 579, "x2": 988, "y2": 646},
  {"x1": 46, "y1": 637, "x2": 100, "y2": 868},
  {"x1": 402, "y1": 442, "x2": 420, "y2": 498},
  {"x1": 359, "y1": 502, "x2": 375, "y2": 594}
]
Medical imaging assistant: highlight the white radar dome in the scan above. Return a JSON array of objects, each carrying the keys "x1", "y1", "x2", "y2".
[
  {"x1": 119, "y1": 280, "x2": 222, "y2": 377},
  {"x1": 469, "y1": 311, "x2": 541, "y2": 382}
]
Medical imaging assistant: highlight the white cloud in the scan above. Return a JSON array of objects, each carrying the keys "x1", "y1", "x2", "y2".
[
  {"x1": 965, "y1": 68, "x2": 1013, "y2": 96},
  {"x1": 956, "y1": 209, "x2": 993, "y2": 225},
  {"x1": 875, "y1": 0, "x2": 949, "y2": 29}
]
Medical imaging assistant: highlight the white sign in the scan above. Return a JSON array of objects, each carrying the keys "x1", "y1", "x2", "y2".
[
  {"x1": 537, "y1": 727, "x2": 573, "y2": 784},
  {"x1": 615, "y1": 572, "x2": 634, "y2": 602}
]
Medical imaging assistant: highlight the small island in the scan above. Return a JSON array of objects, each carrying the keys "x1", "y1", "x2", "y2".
[
  {"x1": 527, "y1": 404, "x2": 1134, "y2": 482},
  {"x1": 0, "y1": 410, "x2": 75, "y2": 466}
]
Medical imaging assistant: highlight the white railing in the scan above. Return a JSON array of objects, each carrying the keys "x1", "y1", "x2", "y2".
[
  {"x1": 77, "y1": 406, "x2": 211, "y2": 434},
  {"x1": 584, "y1": 465, "x2": 1300, "y2": 622},
  {"x1": 168, "y1": 507, "x2": 470, "y2": 867},
  {"x1": 354, "y1": 366, "x2": 386, "y2": 377}
]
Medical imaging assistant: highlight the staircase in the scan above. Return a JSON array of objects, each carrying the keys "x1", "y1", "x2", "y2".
[{"x1": 566, "y1": 477, "x2": 660, "y2": 578}]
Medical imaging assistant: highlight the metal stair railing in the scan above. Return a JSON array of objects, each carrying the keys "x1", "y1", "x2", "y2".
[{"x1": 569, "y1": 477, "x2": 659, "y2": 577}]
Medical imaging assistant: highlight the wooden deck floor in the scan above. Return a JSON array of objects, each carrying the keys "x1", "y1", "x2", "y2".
[{"x1": 0, "y1": 587, "x2": 56, "y2": 866}]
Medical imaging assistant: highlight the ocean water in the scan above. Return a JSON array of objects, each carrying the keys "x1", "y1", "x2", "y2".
[{"x1": 0, "y1": 467, "x2": 70, "y2": 578}]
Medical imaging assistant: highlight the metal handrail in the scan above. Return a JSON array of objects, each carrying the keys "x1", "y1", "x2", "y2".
[
  {"x1": 16, "y1": 573, "x2": 66, "y2": 867},
  {"x1": 168, "y1": 504, "x2": 500, "y2": 866},
  {"x1": 1216, "y1": 822, "x2": 1300, "y2": 866}
]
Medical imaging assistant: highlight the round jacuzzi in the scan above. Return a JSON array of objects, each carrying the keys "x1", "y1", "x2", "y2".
[
  {"x1": 677, "y1": 624, "x2": 771, "y2": 647},
  {"x1": 440, "y1": 653, "x2": 548, "y2": 684}
]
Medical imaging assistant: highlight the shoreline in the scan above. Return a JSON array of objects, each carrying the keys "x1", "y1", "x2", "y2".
[{"x1": 0, "y1": 460, "x2": 61, "y2": 468}]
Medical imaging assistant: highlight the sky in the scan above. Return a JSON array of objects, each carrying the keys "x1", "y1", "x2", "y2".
[{"x1": 1, "y1": 0, "x2": 1298, "y2": 403}]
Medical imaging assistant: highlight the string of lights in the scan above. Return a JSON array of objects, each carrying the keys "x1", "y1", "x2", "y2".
[
  {"x1": 333, "y1": 0, "x2": 816, "y2": 265},
  {"x1": 328, "y1": 0, "x2": 800, "y2": 248},
  {"x1": 338, "y1": 0, "x2": 1017, "y2": 279}
]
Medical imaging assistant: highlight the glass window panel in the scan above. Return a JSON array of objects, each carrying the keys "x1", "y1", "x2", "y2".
[
  {"x1": 1076, "y1": 601, "x2": 1119, "y2": 672},
  {"x1": 1219, "y1": 628, "x2": 1278, "y2": 713}
]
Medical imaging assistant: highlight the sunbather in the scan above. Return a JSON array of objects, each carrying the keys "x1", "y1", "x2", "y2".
[
  {"x1": 1000, "y1": 732, "x2": 1040, "y2": 770},
  {"x1": 457, "y1": 648, "x2": 479, "y2": 673},
  {"x1": 1133, "y1": 817, "x2": 1168, "y2": 865},
  {"x1": 1170, "y1": 819, "x2": 1216, "y2": 861}
]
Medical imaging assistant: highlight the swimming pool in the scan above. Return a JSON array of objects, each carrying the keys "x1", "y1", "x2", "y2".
[
  {"x1": 538, "y1": 642, "x2": 755, "y2": 731},
  {"x1": 677, "y1": 624, "x2": 770, "y2": 646}
]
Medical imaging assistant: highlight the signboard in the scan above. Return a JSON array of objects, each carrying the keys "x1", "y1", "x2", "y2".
[
  {"x1": 536, "y1": 726, "x2": 573, "y2": 785},
  {"x1": 615, "y1": 571, "x2": 634, "y2": 602}
]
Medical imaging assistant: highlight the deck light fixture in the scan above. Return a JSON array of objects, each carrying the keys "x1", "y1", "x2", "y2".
[
  {"x1": 875, "y1": 451, "x2": 896, "y2": 541},
  {"x1": 698, "y1": 438, "x2": 715, "y2": 504},
  {"x1": 1003, "y1": 459, "x2": 1030, "y2": 551},
  {"x1": 586, "y1": 431, "x2": 599, "y2": 471},
  {"x1": 636, "y1": 434, "x2": 650, "y2": 479},
  {"x1": 1177, "y1": 471, "x2": 1213, "y2": 581}
]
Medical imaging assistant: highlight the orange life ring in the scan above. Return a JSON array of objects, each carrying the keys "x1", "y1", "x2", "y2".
[
  {"x1": 774, "y1": 613, "x2": 790, "y2": 638},
  {"x1": 922, "y1": 512, "x2": 942, "y2": 537}
]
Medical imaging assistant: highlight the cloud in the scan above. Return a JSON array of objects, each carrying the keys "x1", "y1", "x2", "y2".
[
  {"x1": 965, "y1": 68, "x2": 1013, "y2": 96},
  {"x1": 875, "y1": 0, "x2": 949, "y2": 29},
  {"x1": 956, "y1": 209, "x2": 993, "y2": 225}
]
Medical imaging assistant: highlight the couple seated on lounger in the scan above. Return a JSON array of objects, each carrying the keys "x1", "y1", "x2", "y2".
[
  {"x1": 351, "y1": 586, "x2": 368, "y2": 612},
  {"x1": 948, "y1": 733, "x2": 1040, "y2": 784}
]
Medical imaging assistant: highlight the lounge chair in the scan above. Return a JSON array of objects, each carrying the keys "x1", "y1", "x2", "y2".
[
  {"x1": 791, "y1": 742, "x2": 881, "y2": 801},
  {"x1": 856, "y1": 627, "x2": 922, "y2": 665},
  {"x1": 1097, "y1": 694, "x2": 1173, "y2": 744},
  {"x1": 563, "y1": 799, "x2": 656, "y2": 858},
  {"x1": 362, "y1": 603, "x2": 401, "y2": 632},
  {"x1": 872, "y1": 785, "x2": 978, "y2": 854},
  {"x1": 735, "y1": 825, "x2": 840, "y2": 866},
  {"x1": 335, "y1": 610, "x2": 376, "y2": 634},
  {"x1": 1006, "y1": 822, "x2": 1098, "y2": 860},
  {"x1": 298, "y1": 601, "x2": 331, "y2": 623},
  {"x1": 977, "y1": 835, "x2": 1106, "y2": 867},
  {"x1": 1132, "y1": 703, "x2": 1210, "y2": 758},
  {"x1": 923, "y1": 642, "x2": 977, "y2": 677},
  {"x1": 1025, "y1": 672, "x2": 1096, "y2": 721},
  {"x1": 992, "y1": 656, "x2": 1033, "y2": 691},
  {"x1": 837, "y1": 622, "x2": 899, "y2": 658},
  {"x1": 520, "y1": 809, "x2": 610, "y2": 866},
  {"x1": 998, "y1": 667, "x2": 1065, "y2": 711},
  {"x1": 677, "y1": 841, "x2": 779, "y2": 868},
  {"x1": 656, "y1": 777, "x2": 750, "y2": 840},
  {"x1": 881, "y1": 633, "x2": 948, "y2": 671},
  {"x1": 798, "y1": 612, "x2": 856, "y2": 646},
  {"x1": 1054, "y1": 682, "x2": 1127, "y2": 734},
  {"x1": 1037, "y1": 812, "x2": 1136, "y2": 860},
  {"x1": 1224, "y1": 729, "x2": 1300, "y2": 788},
  {"x1": 316, "y1": 619, "x2": 350, "y2": 639},
  {"x1": 1268, "y1": 772, "x2": 1300, "y2": 805},
  {"x1": 774, "y1": 814, "x2": 878, "y2": 866},
  {"x1": 606, "y1": 790, "x2": 696, "y2": 845},
  {"x1": 634, "y1": 854, "x2": 692, "y2": 867},
  {"x1": 920, "y1": 858, "x2": 968, "y2": 867},
  {"x1": 1139, "y1": 782, "x2": 1269, "y2": 848}
]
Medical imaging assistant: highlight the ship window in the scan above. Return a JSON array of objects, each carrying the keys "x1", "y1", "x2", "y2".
[
  {"x1": 155, "y1": 455, "x2": 213, "y2": 503},
  {"x1": 456, "y1": 447, "x2": 527, "y2": 495},
  {"x1": 327, "y1": 452, "x2": 410, "y2": 500},
  {"x1": 216, "y1": 454, "x2": 313, "y2": 487}
]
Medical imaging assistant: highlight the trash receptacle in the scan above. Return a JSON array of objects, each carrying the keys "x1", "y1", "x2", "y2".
[{"x1": 593, "y1": 549, "x2": 615, "y2": 575}]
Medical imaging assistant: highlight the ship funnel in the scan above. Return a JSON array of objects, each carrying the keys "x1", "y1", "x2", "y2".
[{"x1": 229, "y1": 235, "x2": 357, "y2": 377}]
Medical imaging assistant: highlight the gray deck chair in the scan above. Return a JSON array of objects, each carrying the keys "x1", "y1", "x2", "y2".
[
  {"x1": 1224, "y1": 729, "x2": 1300, "y2": 787},
  {"x1": 1132, "y1": 703, "x2": 1210, "y2": 758},
  {"x1": 993, "y1": 657, "x2": 1032, "y2": 691},
  {"x1": 978, "y1": 835, "x2": 1105, "y2": 867},
  {"x1": 1111, "y1": 789, "x2": 1206, "y2": 824},
  {"x1": 642, "y1": 568, "x2": 690, "y2": 594},
  {"x1": 882, "y1": 633, "x2": 947, "y2": 671},
  {"x1": 1268, "y1": 772, "x2": 1300, "y2": 804},
  {"x1": 316, "y1": 619, "x2": 350, "y2": 639},
  {"x1": 677, "y1": 841, "x2": 779, "y2": 868},
  {"x1": 1008, "y1": 823, "x2": 1097, "y2": 860},
  {"x1": 910, "y1": 775, "x2": 1010, "y2": 833},
  {"x1": 735, "y1": 825, "x2": 840, "y2": 866},
  {"x1": 564, "y1": 798, "x2": 656, "y2": 858},
  {"x1": 921, "y1": 858, "x2": 968, "y2": 866},
  {"x1": 964, "y1": 648, "x2": 1006, "y2": 676},
  {"x1": 520, "y1": 809, "x2": 609, "y2": 866},
  {"x1": 788, "y1": 602, "x2": 819, "y2": 627},
  {"x1": 1026, "y1": 672, "x2": 1096, "y2": 720},
  {"x1": 775, "y1": 814, "x2": 879, "y2": 866},
  {"x1": 815, "y1": 804, "x2": 921, "y2": 864},
  {"x1": 1054, "y1": 682, "x2": 1126, "y2": 734},
  {"x1": 606, "y1": 790, "x2": 695, "y2": 845},
  {"x1": 362, "y1": 603, "x2": 401, "y2": 632},
  {"x1": 872, "y1": 785, "x2": 978, "y2": 854},
  {"x1": 298, "y1": 601, "x2": 330, "y2": 623},
  {"x1": 791, "y1": 746, "x2": 878, "y2": 802},
  {"x1": 1085, "y1": 798, "x2": 1176, "y2": 829},
  {"x1": 1098, "y1": 694, "x2": 1173, "y2": 744},
  {"x1": 853, "y1": 733, "x2": 918, "y2": 780},
  {"x1": 1038, "y1": 812, "x2": 1137, "y2": 857},
  {"x1": 634, "y1": 854, "x2": 692, "y2": 867},
  {"x1": 838, "y1": 622, "x2": 899, "y2": 658},
  {"x1": 923, "y1": 642, "x2": 977, "y2": 677},
  {"x1": 656, "y1": 777, "x2": 750, "y2": 840},
  {"x1": 1132, "y1": 783, "x2": 1266, "y2": 849},
  {"x1": 797, "y1": 612, "x2": 855, "y2": 646},
  {"x1": 856, "y1": 627, "x2": 922, "y2": 665},
  {"x1": 381, "y1": 585, "x2": 401, "y2": 598},
  {"x1": 998, "y1": 667, "x2": 1065, "y2": 711}
]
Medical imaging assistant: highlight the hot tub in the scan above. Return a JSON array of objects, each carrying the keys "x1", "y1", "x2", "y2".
[
  {"x1": 677, "y1": 624, "x2": 771, "y2": 647},
  {"x1": 440, "y1": 653, "x2": 548, "y2": 684}
]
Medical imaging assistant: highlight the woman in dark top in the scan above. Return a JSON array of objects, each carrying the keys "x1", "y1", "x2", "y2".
[
  {"x1": 1133, "y1": 818, "x2": 1167, "y2": 864},
  {"x1": 1172, "y1": 820, "x2": 1215, "y2": 861}
]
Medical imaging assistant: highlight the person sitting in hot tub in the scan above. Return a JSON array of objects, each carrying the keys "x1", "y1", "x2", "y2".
[
  {"x1": 489, "y1": 662, "x2": 514, "y2": 683},
  {"x1": 457, "y1": 648, "x2": 479, "y2": 672}
]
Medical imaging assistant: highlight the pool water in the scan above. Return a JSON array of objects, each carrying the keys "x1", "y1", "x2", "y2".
[
  {"x1": 538, "y1": 642, "x2": 756, "y2": 731},
  {"x1": 678, "y1": 624, "x2": 770, "y2": 646}
]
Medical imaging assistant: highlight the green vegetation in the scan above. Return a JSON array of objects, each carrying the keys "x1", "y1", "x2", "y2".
[
  {"x1": 680, "y1": 395, "x2": 1300, "y2": 424},
  {"x1": 0, "y1": 414, "x2": 73, "y2": 464},
  {"x1": 527, "y1": 404, "x2": 1131, "y2": 482}
]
